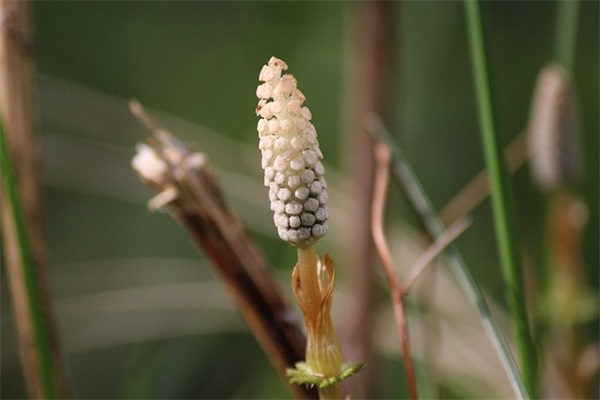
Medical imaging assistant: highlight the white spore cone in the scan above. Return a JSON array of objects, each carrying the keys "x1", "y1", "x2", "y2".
[{"x1": 256, "y1": 57, "x2": 329, "y2": 248}]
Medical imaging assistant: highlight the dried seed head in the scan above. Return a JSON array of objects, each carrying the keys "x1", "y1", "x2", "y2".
[
  {"x1": 527, "y1": 63, "x2": 581, "y2": 191},
  {"x1": 132, "y1": 143, "x2": 168, "y2": 185},
  {"x1": 256, "y1": 57, "x2": 328, "y2": 247}
]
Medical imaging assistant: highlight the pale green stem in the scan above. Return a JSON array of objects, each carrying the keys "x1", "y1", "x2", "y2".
[
  {"x1": 318, "y1": 386, "x2": 340, "y2": 400},
  {"x1": 554, "y1": 0, "x2": 579, "y2": 73}
]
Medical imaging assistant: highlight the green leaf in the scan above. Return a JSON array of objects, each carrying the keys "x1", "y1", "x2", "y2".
[{"x1": 286, "y1": 362, "x2": 366, "y2": 390}]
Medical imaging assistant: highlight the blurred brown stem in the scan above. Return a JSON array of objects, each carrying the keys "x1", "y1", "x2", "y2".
[
  {"x1": 543, "y1": 190, "x2": 593, "y2": 398},
  {"x1": 340, "y1": 2, "x2": 395, "y2": 397},
  {"x1": 130, "y1": 102, "x2": 318, "y2": 399},
  {"x1": 0, "y1": 1, "x2": 71, "y2": 398}
]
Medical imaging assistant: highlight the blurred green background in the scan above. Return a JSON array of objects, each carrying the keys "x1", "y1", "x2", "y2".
[{"x1": 1, "y1": 1, "x2": 597, "y2": 399}]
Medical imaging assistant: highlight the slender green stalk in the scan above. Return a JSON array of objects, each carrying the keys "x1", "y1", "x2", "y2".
[
  {"x1": 463, "y1": 1, "x2": 537, "y2": 397},
  {"x1": 554, "y1": 0, "x2": 579, "y2": 73},
  {"x1": 368, "y1": 116, "x2": 529, "y2": 400},
  {"x1": 0, "y1": 121, "x2": 58, "y2": 398}
]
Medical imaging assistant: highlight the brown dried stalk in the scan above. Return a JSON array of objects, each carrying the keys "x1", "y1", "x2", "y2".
[
  {"x1": 1, "y1": 1, "x2": 71, "y2": 398},
  {"x1": 130, "y1": 101, "x2": 318, "y2": 400},
  {"x1": 371, "y1": 141, "x2": 418, "y2": 399},
  {"x1": 400, "y1": 218, "x2": 471, "y2": 295},
  {"x1": 438, "y1": 131, "x2": 529, "y2": 228},
  {"x1": 371, "y1": 140, "x2": 471, "y2": 400}
]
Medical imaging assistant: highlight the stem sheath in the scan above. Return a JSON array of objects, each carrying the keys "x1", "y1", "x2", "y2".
[{"x1": 295, "y1": 247, "x2": 343, "y2": 399}]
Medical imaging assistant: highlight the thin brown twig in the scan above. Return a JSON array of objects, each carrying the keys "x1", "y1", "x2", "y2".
[
  {"x1": 371, "y1": 140, "x2": 418, "y2": 400},
  {"x1": 372, "y1": 138, "x2": 473, "y2": 400},
  {"x1": 401, "y1": 217, "x2": 472, "y2": 294},
  {"x1": 130, "y1": 102, "x2": 318, "y2": 400},
  {"x1": 368, "y1": 115, "x2": 531, "y2": 399},
  {"x1": 438, "y1": 131, "x2": 529, "y2": 227}
]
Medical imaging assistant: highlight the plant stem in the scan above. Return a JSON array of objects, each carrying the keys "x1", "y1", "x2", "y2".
[
  {"x1": 295, "y1": 246, "x2": 343, "y2": 400},
  {"x1": 400, "y1": 218, "x2": 472, "y2": 294},
  {"x1": 1, "y1": 123, "x2": 57, "y2": 399},
  {"x1": 131, "y1": 109, "x2": 318, "y2": 399},
  {"x1": 317, "y1": 385, "x2": 340, "y2": 400},
  {"x1": 340, "y1": 3, "x2": 394, "y2": 396},
  {"x1": 297, "y1": 246, "x2": 322, "y2": 318},
  {"x1": 368, "y1": 116, "x2": 530, "y2": 400},
  {"x1": 554, "y1": 0, "x2": 579, "y2": 73},
  {"x1": 438, "y1": 131, "x2": 529, "y2": 228},
  {"x1": 371, "y1": 141, "x2": 418, "y2": 400},
  {"x1": 1, "y1": 2, "x2": 71, "y2": 396},
  {"x1": 464, "y1": 1, "x2": 538, "y2": 397}
]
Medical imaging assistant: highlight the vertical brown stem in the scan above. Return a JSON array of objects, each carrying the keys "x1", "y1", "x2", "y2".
[
  {"x1": 340, "y1": 2, "x2": 395, "y2": 397},
  {"x1": 543, "y1": 191, "x2": 590, "y2": 398},
  {"x1": 0, "y1": 1, "x2": 71, "y2": 397},
  {"x1": 372, "y1": 141, "x2": 418, "y2": 400}
]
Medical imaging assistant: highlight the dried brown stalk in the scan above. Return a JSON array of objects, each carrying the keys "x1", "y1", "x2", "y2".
[
  {"x1": 438, "y1": 131, "x2": 529, "y2": 228},
  {"x1": 400, "y1": 218, "x2": 471, "y2": 295},
  {"x1": 1, "y1": 1, "x2": 71, "y2": 398},
  {"x1": 371, "y1": 141, "x2": 418, "y2": 400},
  {"x1": 371, "y1": 139, "x2": 471, "y2": 400},
  {"x1": 130, "y1": 101, "x2": 318, "y2": 399}
]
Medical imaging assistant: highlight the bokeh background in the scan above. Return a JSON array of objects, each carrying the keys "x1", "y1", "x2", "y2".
[{"x1": 2, "y1": 1, "x2": 598, "y2": 398}]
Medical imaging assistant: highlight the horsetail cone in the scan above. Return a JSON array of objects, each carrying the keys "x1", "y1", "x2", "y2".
[{"x1": 256, "y1": 57, "x2": 329, "y2": 247}]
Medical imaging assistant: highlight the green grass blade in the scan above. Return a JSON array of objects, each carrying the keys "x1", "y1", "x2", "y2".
[
  {"x1": 369, "y1": 116, "x2": 530, "y2": 400},
  {"x1": 0, "y1": 121, "x2": 58, "y2": 399},
  {"x1": 463, "y1": 1, "x2": 538, "y2": 397},
  {"x1": 554, "y1": 0, "x2": 580, "y2": 73}
]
